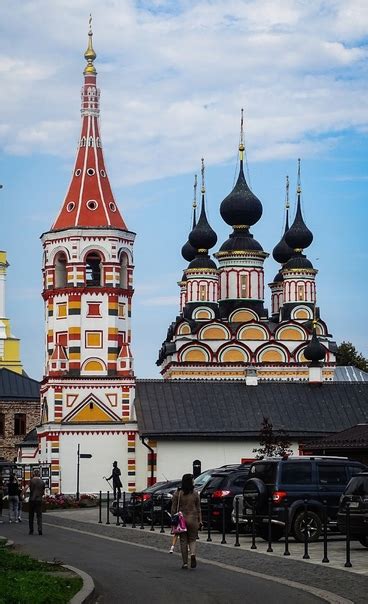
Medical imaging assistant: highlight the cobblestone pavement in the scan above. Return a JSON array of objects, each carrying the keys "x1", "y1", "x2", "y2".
[{"x1": 43, "y1": 508, "x2": 368, "y2": 604}]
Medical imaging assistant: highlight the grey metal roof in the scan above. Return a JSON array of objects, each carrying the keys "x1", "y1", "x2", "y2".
[
  {"x1": 0, "y1": 368, "x2": 40, "y2": 400},
  {"x1": 305, "y1": 424, "x2": 368, "y2": 449},
  {"x1": 333, "y1": 366, "x2": 368, "y2": 382},
  {"x1": 135, "y1": 380, "x2": 368, "y2": 439}
]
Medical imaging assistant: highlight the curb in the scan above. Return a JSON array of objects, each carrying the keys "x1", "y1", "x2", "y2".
[
  {"x1": 0, "y1": 536, "x2": 14, "y2": 547},
  {"x1": 64, "y1": 564, "x2": 95, "y2": 604}
]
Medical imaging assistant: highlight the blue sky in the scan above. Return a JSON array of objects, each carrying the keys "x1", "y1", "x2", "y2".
[{"x1": 0, "y1": 0, "x2": 367, "y2": 379}]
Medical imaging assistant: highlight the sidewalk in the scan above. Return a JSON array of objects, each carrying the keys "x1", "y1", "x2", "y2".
[
  {"x1": 41, "y1": 507, "x2": 368, "y2": 604},
  {"x1": 46, "y1": 507, "x2": 368, "y2": 577}
]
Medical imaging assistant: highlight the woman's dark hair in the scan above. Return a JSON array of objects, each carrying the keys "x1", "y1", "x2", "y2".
[{"x1": 181, "y1": 473, "x2": 194, "y2": 494}]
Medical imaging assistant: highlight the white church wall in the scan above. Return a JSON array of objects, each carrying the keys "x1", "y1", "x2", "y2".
[{"x1": 155, "y1": 439, "x2": 301, "y2": 481}]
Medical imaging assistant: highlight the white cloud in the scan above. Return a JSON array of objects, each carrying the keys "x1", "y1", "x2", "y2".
[{"x1": 0, "y1": 0, "x2": 367, "y2": 184}]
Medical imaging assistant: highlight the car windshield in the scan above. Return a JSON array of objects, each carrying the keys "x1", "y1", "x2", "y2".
[
  {"x1": 194, "y1": 470, "x2": 214, "y2": 488},
  {"x1": 249, "y1": 462, "x2": 277, "y2": 484},
  {"x1": 144, "y1": 481, "x2": 166, "y2": 493},
  {"x1": 202, "y1": 475, "x2": 226, "y2": 492},
  {"x1": 345, "y1": 476, "x2": 368, "y2": 496}
]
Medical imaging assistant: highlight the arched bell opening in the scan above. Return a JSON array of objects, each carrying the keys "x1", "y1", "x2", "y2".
[
  {"x1": 86, "y1": 252, "x2": 102, "y2": 287},
  {"x1": 55, "y1": 252, "x2": 68, "y2": 288}
]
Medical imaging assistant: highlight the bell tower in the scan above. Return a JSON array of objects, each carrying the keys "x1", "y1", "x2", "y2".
[{"x1": 38, "y1": 23, "x2": 137, "y2": 494}]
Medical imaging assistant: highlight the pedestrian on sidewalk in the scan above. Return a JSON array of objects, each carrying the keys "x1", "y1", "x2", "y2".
[
  {"x1": 16, "y1": 477, "x2": 24, "y2": 522},
  {"x1": 106, "y1": 461, "x2": 122, "y2": 501},
  {"x1": 171, "y1": 474, "x2": 202, "y2": 570},
  {"x1": 28, "y1": 469, "x2": 45, "y2": 536},
  {"x1": 7, "y1": 474, "x2": 20, "y2": 523}
]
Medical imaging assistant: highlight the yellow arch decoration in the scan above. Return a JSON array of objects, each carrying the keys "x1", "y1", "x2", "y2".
[
  {"x1": 84, "y1": 360, "x2": 104, "y2": 371},
  {"x1": 200, "y1": 326, "x2": 229, "y2": 340},
  {"x1": 195, "y1": 310, "x2": 212, "y2": 320},
  {"x1": 239, "y1": 326, "x2": 267, "y2": 341},
  {"x1": 178, "y1": 324, "x2": 191, "y2": 335},
  {"x1": 221, "y1": 348, "x2": 247, "y2": 362},
  {"x1": 231, "y1": 309, "x2": 258, "y2": 322},
  {"x1": 183, "y1": 349, "x2": 208, "y2": 362},
  {"x1": 277, "y1": 327, "x2": 305, "y2": 341},
  {"x1": 294, "y1": 308, "x2": 310, "y2": 320},
  {"x1": 259, "y1": 349, "x2": 285, "y2": 362}
]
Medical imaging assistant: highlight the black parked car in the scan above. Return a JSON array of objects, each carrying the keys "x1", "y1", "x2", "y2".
[
  {"x1": 241, "y1": 456, "x2": 367, "y2": 542},
  {"x1": 111, "y1": 481, "x2": 166, "y2": 521},
  {"x1": 193, "y1": 465, "x2": 242, "y2": 493},
  {"x1": 148, "y1": 479, "x2": 182, "y2": 524},
  {"x1": 337, "y1": 471, "x2": 368, "y2": 547},
  {"x1": 200, "y1": 465, "x2": 250, "y2": 531}
]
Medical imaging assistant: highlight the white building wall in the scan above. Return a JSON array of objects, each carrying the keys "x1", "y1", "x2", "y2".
[{"x1": 155, "y1": 439, "x2": 301, "y2": 481}]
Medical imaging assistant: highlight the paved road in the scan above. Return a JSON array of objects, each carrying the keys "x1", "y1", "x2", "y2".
[{"x1": 1, "y1": 522, "x2": 325, "y2": 604}]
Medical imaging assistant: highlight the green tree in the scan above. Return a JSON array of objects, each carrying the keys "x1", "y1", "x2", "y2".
[
  {"x1": 336, "y1": 341, "x2": 368, "y2": 372},
  {"x1": 253, "y1": 416, "x2": 293, "y2": 459}
]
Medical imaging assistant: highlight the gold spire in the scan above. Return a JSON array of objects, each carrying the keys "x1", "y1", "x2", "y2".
[
  {"x1": 84, "y1": 14, "x2": 97, "y2": 75},
  {"x1": 285, "y1": 175, "x2": 290, "y2": 210},
  {"x1": 239, "y1": 108, "x2": 245, "y2": 161},
  {"x1": 201, "y1": 158, "x2": 205, "y2": 194},
  {"x1": 193, "y1": 174, "x2": 198, "y2": 210},
  {"x1": 312, "y1": 304, "x2": 318, "y2": 329},
  {"x1": 297, "y1": 158, "x2": 301, "y2": 194}
]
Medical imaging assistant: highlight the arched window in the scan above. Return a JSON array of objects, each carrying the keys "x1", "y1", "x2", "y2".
[
  {"x1": 86, "y1": 252, "x2": 102, "y2": 287},
  {"x1": 119, "y1": 253, "x2": 128, "y2": 288},
  {"x1": 55, "y1": 252, "x2": 67, "y2": 288}
]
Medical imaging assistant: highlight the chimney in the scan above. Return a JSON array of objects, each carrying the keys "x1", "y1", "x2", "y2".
[
  {"x1": 308, "y1": 363, "x2": 323, "y2": 384},
  {"x1": 245, "y1": 367, "x2": 258, "y2": 386}
]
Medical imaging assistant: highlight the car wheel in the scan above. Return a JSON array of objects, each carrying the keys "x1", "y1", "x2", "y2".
[
  {"x1": 293, "y1": 510, "x2": 322, "y2": 542},
  {"x1": 258, "y1": 524, "x2": 284, "y2": 542},
  {"x1": 359, "y1": 536, "x2": 368, "y2": 548}
]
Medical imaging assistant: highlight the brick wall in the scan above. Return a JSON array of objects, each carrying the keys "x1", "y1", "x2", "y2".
[{"x1": 0, "y1": 400, "x2": 40, "y2": 461}]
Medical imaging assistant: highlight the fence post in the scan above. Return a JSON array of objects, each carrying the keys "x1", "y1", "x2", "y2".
[
  {"x1": 221, "y1": 497, "x2": 227, "y2": 544},
  {"x1": 322, "y1": 499, "x2": 329, "y2": 563},
  {"x1": 98, "y1": 490, "x2": 102, "y2": 524},
  {"x1": 283, "y1": 498, "x2": 290, "y2": 556},
  {"x1": 140, "y1": 494, "x2": 145, "y2": 530},
  {"x1": 106, "y1": 491, "x2": 110, "y2": 525},
  {"x1": 116, "y1": 492, "x2": 120, "y2": 526},
  {"x1": 303, "y1": 498, "x2": 310, "y2": 560},
  {"x1": 160, "y1": 493, "x2": 165, "y2": 533},
  {"x1": 131, "y1": 493, "x2": 136, "y2": 528},
  {"x1": 251, "y1": 498, "x2": 257, "y2": 550},
  {"x1": 150, "y1": 496, "x2": 155, "y2": 531},
  {"x1": 122, "y1": 492, "x2": 126, "y2": 527},
  {"x1": 206, "y1": 496, "x2": 212, "y2": 542},
  {"x1": 234, "y1": 496, "x2": 240, "y2": 547},
  {"x1": 344, "y1": 503, "x2": 352, "y2": 568},
  {"x1": 267, "y1": 496, "x2": 273, "y2": 553}
]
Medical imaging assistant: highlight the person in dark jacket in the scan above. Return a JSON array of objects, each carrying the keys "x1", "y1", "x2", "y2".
[
  {"x1": 28, "y1": 469, "x2": 45, "y2": 535},
  {"x1": 0, "y1": 474, "x2": 4, "y2": 523},
  {"x1": 7, "y1": 474, "x2": 20, "y2": 523},
  {"x1": 171, "y1": 474, "x2": 202, "y2": 569},
  {"x1": 106, "y1": 461, "x2": 122, "y2": 500}
]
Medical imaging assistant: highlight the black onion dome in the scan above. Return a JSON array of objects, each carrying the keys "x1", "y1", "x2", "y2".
[
  {"x1": 220, "y1": 161, "x2": 263, "y2": 227},
  {"x1": 304, "y1": 328, "x2": 326, "y2": 363},
  {"x1": 284, "y1": 195, "x2": 313, "y2": 250},
  {"x1": 283, "y1": 253, "x2": 314, "y2": 271},
  {"x1": 273, "y1": 271, "x2": 284, "y2": 283},
  {"x1": 272, "y1": 236, "x2": 294, "y2": 264},
  {"x1": 219, "y1": 227, "x2": 263, "y2": 252},
  {"x1": 181, "y1": 239, "x2": 196, "y2": 262},
  {"x1": 180, "y1": 271, "x2": 187, "y2": 282},
  {"x1": 188, "y1": 196, "x2": 217, "y2": 251},
  {"x1": 188, "y1": 254, "x2": 217, "y2": 270}
]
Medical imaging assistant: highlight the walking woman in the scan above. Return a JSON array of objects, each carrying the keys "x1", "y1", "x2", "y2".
[
  {"x1": 171, "y1": 473, "x2": 202, "y2": 569},
  {"x1": 7, "y1": 474, "x2": 20, "y2": 523}
]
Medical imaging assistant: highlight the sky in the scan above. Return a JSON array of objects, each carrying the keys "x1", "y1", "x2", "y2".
[{"x1": 0, "y1": 0, "x2": 367, "y2": 380}]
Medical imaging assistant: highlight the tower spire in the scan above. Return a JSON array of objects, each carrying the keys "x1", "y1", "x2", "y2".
[
  {"x1": 239, "y1": 108, "x2": 245, "y2": 163},
  {"x1": 84, "y1": 14, "x2": 97, "y2": 74},
  {"x1": 192, "y1": 174, "x2": 197, "y2": 229}
]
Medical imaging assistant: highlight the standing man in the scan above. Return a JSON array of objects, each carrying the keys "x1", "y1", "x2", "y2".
[
  {"x1": 106, "y1": 461, "x2": 122, "y2": 500},
  {"x1": 28, "y1": 469, "x2": 45, "y2": 536}
]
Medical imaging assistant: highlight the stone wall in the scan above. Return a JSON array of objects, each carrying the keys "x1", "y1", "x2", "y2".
[{"x1": 0, "y1": 400, "x2": 40, "y2": 461}]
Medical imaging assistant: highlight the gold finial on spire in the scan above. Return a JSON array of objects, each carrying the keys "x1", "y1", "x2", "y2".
[
  {"x1": 201, "y1": 158, "x2": 205, "y2": 194},
  {"x1": 239, "y1": 108, "x2": 245, "y2": 161},
  {"x1": 312, "y1": 304, "x2": 317, "y2": 329},
  {"x1": 297, "y1": 158, "x2": 301, "y2": 194},
  {"x1": 285, "y1": 175, "x2": 290, "y2": 209},
  {"x1": 84, "y1": 14, "x2": 97, "y2": 75},
  {"x1": 193, "y1": 174, "x2": 198, "y2": 210}
]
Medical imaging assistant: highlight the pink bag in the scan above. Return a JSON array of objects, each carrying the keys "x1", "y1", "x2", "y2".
[{"x1": 172, "y1": 511, "x2": 187, "y2": 534}]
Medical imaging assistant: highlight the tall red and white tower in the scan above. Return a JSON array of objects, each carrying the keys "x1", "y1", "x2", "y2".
[{"x1": 37, "y1": 24, "x2": 138, "y2": 494}]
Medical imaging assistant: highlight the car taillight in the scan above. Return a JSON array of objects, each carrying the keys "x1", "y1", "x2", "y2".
[
  {"x1": 142, "y1": 493, "x2": 151, "y2": 501},
  {"x1": 212, "y1": 490, "x2": 231, "y2": 498},
  {"x1": 272, "y1": 490, "x2": 287, "y2": 504}
]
